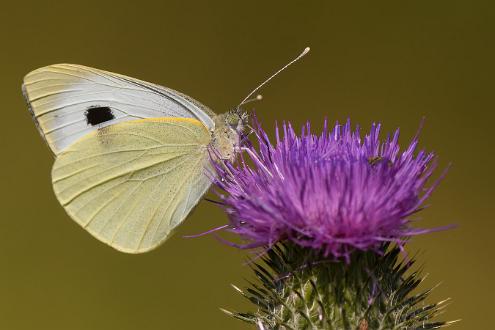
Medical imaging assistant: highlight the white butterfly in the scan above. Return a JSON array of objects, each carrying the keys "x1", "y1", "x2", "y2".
[{"x1": 22, "y1": 48, "x2": 309, "y2": 253}]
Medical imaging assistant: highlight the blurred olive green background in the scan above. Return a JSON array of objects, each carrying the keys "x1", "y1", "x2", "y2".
[{"x1": 0, "y1": 1, "x2": 492, "y2": 329}]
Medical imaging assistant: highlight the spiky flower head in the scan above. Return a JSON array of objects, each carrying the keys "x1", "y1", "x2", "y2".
[{"x1": 212, "y1": 117, "x2": 446, "y2": 259}]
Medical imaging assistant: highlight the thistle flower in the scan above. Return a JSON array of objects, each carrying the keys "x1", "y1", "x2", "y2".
[
  {"x1": 212, "y1": 117, "x2": 447, "y2": 259},
  {"x1": 211, "y1": 117, "x2": 454, "y2": 329}
]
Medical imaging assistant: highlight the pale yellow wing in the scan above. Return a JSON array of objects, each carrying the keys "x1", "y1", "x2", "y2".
[{"x1": 51, "y1": 118, "x2": 212, "y2": 253}]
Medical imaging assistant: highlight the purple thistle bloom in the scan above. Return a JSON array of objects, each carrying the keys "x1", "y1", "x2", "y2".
[{"x1": 211, "y1": 117, "x2": 448, "y2": 259}]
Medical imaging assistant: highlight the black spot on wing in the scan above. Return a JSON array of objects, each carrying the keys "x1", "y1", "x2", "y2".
[{"x1": 85, "y1": 106, "x2": 115, "y2": 126}]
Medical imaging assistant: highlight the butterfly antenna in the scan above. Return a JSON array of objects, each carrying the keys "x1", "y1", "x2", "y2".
[
  {"x1": 238, "y1": 46, "x2": 310, "y2": 108},
  {"x1": 242, "y1": 94, "x2": 263, "y2": 105}
]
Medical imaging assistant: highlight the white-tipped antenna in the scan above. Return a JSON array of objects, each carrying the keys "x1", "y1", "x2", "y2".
[
  {"x1": 238, "y1": 46, "x2": 310, "y2": 107},
  {"x1": 241, "y1": 94, "x2": 263, "y2": 105}
]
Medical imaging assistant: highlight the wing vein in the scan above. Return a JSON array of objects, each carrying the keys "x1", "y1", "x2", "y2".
[{"x1": 82, "y1": 177, "x2": 132, "y2": 228}]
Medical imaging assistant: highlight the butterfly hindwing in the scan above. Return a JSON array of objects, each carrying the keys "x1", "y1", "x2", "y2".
[
  {"x1": 51, "y1": 118, "x2": 212, "y2": 253},
  {"x1": 22, "y1": 64, "x2": 216, "y2": 155}
]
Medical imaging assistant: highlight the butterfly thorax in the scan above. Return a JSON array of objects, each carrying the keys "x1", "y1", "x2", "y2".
[{"x1": 210, "y1": 110, "x2": 247, "y2": 162}]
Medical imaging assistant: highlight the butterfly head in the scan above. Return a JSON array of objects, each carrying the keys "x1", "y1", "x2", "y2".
[{"x1": 225, "y1": 108, "x2": 248, "y2": 134}]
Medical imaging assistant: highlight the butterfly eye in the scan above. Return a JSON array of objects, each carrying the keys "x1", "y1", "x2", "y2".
[{"x1": 85, "y1": 106, "x2": 115, "y2": 126}]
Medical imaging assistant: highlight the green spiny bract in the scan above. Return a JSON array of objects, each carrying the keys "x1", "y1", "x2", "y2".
[{"x1": 224, "y1": 243, "x2": 454, "y2": 330}]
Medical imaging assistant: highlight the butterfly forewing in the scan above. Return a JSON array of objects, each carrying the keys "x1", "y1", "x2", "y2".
[
  {"x1": 22, "y1": 64, "x2": 216, "y2": 155},
  {"x1": 51, "y1": 118, "x2": 212, "y2": 253}
]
